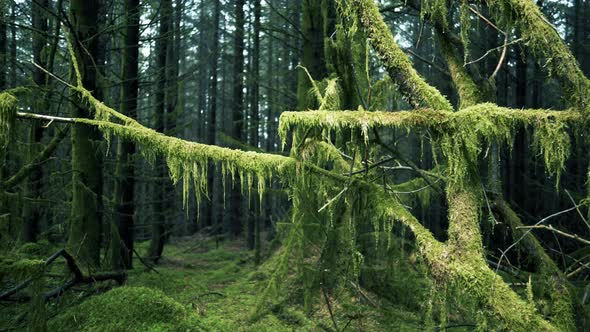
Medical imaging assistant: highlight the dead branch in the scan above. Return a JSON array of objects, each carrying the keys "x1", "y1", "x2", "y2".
[{"x1": 0, "y1": 249, "x2": 126, "y2": 303}]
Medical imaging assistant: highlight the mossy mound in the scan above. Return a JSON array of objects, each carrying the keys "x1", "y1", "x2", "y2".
[{"x1": 48, "y1": 286, "x2": 202, "y2": 331}]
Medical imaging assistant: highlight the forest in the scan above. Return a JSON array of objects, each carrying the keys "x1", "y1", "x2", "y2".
[{"x1": 0, "y1": 0, "x2": 589, "y2": 330}]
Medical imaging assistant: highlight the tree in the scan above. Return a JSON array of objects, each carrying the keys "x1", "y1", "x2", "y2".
[
  {"x1": 67, "y1": 0, "x2": 104, "y2": 269},
  {"x1": 148, "y1": 0, "x2": 173, "y2": 263},
  {"x1": 229, "y1": 0, "x2": 246, "y2": 236},
  {"x1": 111, "y1": 0, "x2": 140, "y2": 270}
]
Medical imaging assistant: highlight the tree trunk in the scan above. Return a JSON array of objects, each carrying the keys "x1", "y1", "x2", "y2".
[
  {"x1": 68, "y1": 0, "x2": 104, "y2": 269},
  {"x1": 112, "y1": 0, "x2": 140, "y2": 270},
  {"x1": 148, "y1": 0, "x2": 172, "y2": 263},
  {"x1": 21, "y1": 0, "x2": 49, "y2": 243},
  {"x1": 228, "y1": 0, "x2": 245, "y2": 236},
  {"x1": 297, "y1": 0, "x2": 329, "y2": 111}
]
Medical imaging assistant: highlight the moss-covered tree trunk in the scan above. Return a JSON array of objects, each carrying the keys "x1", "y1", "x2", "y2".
[
  {"x1": 112, "y1": 0, "x2": 140, "y2": 270},
  {"x1": 68, "y1": 0, "x2": 104, "y2": 269}
]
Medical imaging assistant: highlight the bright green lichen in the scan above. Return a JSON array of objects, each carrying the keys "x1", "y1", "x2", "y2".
[{"x1": 347, "y1": 0, "x2": 453, "y2": 111}]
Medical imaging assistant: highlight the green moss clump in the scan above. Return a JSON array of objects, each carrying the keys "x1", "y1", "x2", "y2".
[
  {"x1": 48, "y1": 287, "x2": 202, "y2": 332},
  {"x1": 0, "y1": 91, "x2": 17, "y2": 152}
]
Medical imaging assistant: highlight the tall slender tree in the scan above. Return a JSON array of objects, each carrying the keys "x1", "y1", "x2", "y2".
[
  {"x1": 68, "y1": 0, "x2": 104, "y2": 268},
  {"x1": 112, "y1": 0, "x2": 140, "y2": 270},
  {"x1": 21, "y1": 0, "x2": 49, "y2": 243},
  {"x1": 229, "y1": 0, "x2": 246, "y2": 236},
  {"x1": 149, "y1": 0, "x2": 173, "y2": 263}
]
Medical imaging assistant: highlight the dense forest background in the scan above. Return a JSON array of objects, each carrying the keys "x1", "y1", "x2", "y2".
[{"x1": 0, "y1": 0, "x2": 589, "y2": 331}]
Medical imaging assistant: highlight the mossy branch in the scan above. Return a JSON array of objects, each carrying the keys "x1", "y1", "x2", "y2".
[
  {"x1": 482, "y1": 0, "x2": 590, "y2": 111},
  {"x1": 346, "y1": 0, "x2": 453, "y2": 111},
  {"x1": 437, "y1": 32, "x2": 483, "y2": 109},
  {"x1": 280, "y1": 104, "x2": 579, "y2": 185}
]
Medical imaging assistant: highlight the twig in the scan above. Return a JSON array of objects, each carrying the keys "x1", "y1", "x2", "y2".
[
  {"x1": 133, "y1": 247, "x2": 160, "y2": 274},
  {"x1": 318, "y1": 187, "x2": 348, "y2": 213},
  {"x1": 464, "y1": 38, "x2": 523, "y2": 66},
  {"x1": 468, "y1": 5, "x2": 504, "y2": 35},
  {"x1": 516, "y1": 224, "x2": 590, "y2": 246},
  {"x1": 565, "y1": 189, "x2": 590, "y2": 232},
  {"x1": 494, "y1": 204, "x2": 580, "y2": 277},
  {"x1": 322, "y1": 286, "x2": 340, "y2": 332},
  {"x1": 490, "y1": 34, "x2": 508, "y2": 80}
]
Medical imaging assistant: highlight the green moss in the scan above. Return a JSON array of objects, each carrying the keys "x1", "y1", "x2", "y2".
[
  {"x1": 347, "y1": 0, "x2": 453, "y2": 111},
  {"x1": 0, "y1": 91, "x2": 17, "y2": 153},
  {"x1": 280, "y1": 104, "x2": 579, "y2": 186},
  {"x1": 438, "y1": 33, "x2": 482, "y2": 109},
  {"x1": 48, "y1": 287, "x2": 201, "y2": 332},
  {"x1": 73, "y1": 116, "x2": 293, "y2": 212},
  {"x1": 421, "y1": 0, "x2": 448, "y2": 27},
  {"x1": 484, "y1": 0, "x2": 590, "y2": 111}
]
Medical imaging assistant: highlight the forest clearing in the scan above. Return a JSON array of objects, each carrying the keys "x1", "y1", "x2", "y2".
[{"x1": 0, "y1": 0, "x2": 590, "y2": 331}]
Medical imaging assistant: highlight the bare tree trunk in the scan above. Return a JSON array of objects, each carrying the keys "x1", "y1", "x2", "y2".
[
  {"x1": 21, "y1": 0, "x2": 49, "y2": 243},
  {"x1": 149, "y1": 0, "x2": 172, "y2": 263},
  {"x1": 112, "y1": 0, "x2": 140, "y2": 270},
  {"x1": 68, "y1": 0, "x2": 104, "y2": 268},
  {"x1": 228, "y1": 0, "x2": 245, "y2": 237}
]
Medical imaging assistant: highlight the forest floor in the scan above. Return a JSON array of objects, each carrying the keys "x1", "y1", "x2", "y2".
[{"x1": 1, "y1": 235, "x2": 458, "y2": 331}]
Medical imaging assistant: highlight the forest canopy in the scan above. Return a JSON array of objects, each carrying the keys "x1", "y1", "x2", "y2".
[{"x1": 0, "y1": 0, "x2": 590, "y2": 331}]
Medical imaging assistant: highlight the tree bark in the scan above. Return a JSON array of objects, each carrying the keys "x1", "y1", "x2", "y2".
[
  {"x1": 67, "y1": 0, "x2": 104, "y2": 269},
  {"x1": 112, "y1": 0, "x2": 140, "y2": 270},
  {"x1": 148, "y1": 0, "x2": 172, "y2": 263},
  {"x1": 228, "y1": 0, "x2": 245, "y2": 236}
]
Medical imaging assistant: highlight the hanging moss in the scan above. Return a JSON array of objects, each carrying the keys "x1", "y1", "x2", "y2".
[
  {"x1": 459, "y1": 0, "x2": 472, "y2": 63},
  {"x1": 280, "y1": 104, "x2": 579, "y2": 187},
  {"x1": 0, "y1": 91, "x2": 17, "y2": 153},
  {"x1": 345, "y1": 0, "x2": 453, "y2": 111},
  {"x1": 76, "y1": 116, "x2": 292, "y2": 210},
  {"x1": 420, "y1": 0, "x2": 448, "y2": 27}
]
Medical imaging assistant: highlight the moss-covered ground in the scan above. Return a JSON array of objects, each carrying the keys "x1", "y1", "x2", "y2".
[{"x1": 0, "y1": 235, "x2": 457, "y2": 331}]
